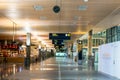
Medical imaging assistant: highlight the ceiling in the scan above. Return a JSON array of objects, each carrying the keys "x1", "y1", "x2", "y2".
[{"x1": 0, "y1": 0, "x2": 120, "y2": 48}]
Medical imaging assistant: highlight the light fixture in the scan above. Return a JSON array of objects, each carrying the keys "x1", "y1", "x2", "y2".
[
  {"x1": 53, "y1": 0, "x2": 61, "y2": 13},
  {"x1": 34, "y1": 5, "x2": 43, "y2": 10},
  {"x1": 53, "y1": 5, "x2": 60, "y2": 13},
  {"x1": 78, "y1": 5, "x2": 88, "y2": 11},
  {"x1": 24, "y1": 23, "x2": 31, "y2": 33},
  {"x1": 84, "y1": 0, "x2": 88, "y2": 2}
]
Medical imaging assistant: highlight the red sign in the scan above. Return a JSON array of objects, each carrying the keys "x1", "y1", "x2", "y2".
[{"x1": 1, "y1": 44, "x2": 18, "y2": 49}]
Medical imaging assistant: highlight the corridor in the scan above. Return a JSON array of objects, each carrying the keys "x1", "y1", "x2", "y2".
[{"x1": 2, "y1": 57, "x2": 119, "y2": 80}]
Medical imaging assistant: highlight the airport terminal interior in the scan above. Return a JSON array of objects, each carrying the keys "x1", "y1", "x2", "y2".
[{"x1": 0, "y1": 0, "x2": 120, "y2": 80}]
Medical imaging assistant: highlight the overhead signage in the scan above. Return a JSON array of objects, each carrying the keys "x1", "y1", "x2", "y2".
[
  {"x1": 54, "y1": 44, "x2": 64, "y2": 49},
  {"x1": 49, "y1": 33, "x2": 71, "y2": 40},
  {"x1": 0, "y1": 44, "x2": 18, "y2": 49},
  {"x1": 52, "y1": 40, "x2": 64, "y2": 44}
]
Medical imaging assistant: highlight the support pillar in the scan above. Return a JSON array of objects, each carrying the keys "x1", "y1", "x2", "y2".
[
  {"x1": 88, "y1": 30, "x2": 92, "y2": 57},
  {"x1": 25, "y1": 33, "x2": 31, "y2": 69},
  {"x1": 77, "y1": 40, "x2": 83, "y2": 65},
  {"x1": 88, "y1": 30, "x2": 94, "y2": 67},
  {"x1": 38, "y1": 42, "x2": 42, "y2": 62}
]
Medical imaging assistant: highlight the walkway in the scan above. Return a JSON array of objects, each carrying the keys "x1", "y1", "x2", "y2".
[{"x1": 1, "y1": 57, "x2": 120, "y2": 80}]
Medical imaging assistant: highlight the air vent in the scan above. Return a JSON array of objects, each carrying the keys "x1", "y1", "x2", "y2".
[
  {"x1": 34, "y1": 5, "x2": 43, "y2": 10},
  {"x1": 78, "y1": 5, "x2": 87, "y2": 11},
  {"x1": 111, "y1": 7, "x2": 120, "y2": 16},
  {"x1": 73, "y1": 16, "x2": 81, "y2": 20},
  {"x1": 40, "y1": 16, "x2": 47, "y2": 20}
]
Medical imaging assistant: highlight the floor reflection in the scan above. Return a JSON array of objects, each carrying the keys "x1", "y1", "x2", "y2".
[
  {"x1": 1, "y1": 57, "x2": 119, "y2": 80},
  {"x1": 0, "y1": 63, "x2": 24, "y2": 80}
]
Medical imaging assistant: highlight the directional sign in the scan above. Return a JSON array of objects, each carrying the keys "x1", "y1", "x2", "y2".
[
  {"x1": 54, "y1": 44, "x2": 64, "y2": 49},
  {"x1": 52, "y1": 40, "x2": 64, "y2": 44},
  {"x1": 49, "y1": 33, "x2": 71, "y2": 40}
]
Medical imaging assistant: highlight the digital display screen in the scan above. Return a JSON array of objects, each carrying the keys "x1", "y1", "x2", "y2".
[
  {"x1": 52, "y1": 40, "x2": 64, "y2": 44},
  {"x1": 49, "y1": 33, "x2": 71, "y2": 40}
]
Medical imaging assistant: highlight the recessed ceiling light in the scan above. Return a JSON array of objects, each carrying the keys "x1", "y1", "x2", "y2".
[
  {"x1": 78, "y1": 5, "x2": 87, "y2": 11},
  {"x1": 34, "y1": 5, "x2": 43, "y2": 10},
  {"x1": 84, "y1": 0, "x2": 88, "y2": 2},
  {"x1": 24, "y1": 23, "x2": 31, "y2": 32}
]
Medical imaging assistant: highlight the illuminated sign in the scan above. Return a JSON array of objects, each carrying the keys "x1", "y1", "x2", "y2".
[
  {"x1": 1, "y1": 44, "x2": 18, "y2": 49},
  {"x1": 54, "y1": 44, "x2": 64, "y2": 49},
  {"x1": 52, "y1": 40, "x2": 64, "y2": 44},
  {"x1": 49, "y1": 33, "x2": 71, "y2": 40}
]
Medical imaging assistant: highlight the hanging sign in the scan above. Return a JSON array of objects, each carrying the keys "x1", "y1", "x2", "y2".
[{"x1": 49, "y1": 33, "x2": 71, "y2": 40}]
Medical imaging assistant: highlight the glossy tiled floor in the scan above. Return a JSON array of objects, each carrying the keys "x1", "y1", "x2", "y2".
[{"x1": 1, "y1": 57, "x2": 120, "y2": 80}]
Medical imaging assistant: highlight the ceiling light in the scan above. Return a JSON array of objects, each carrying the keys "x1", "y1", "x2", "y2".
[
  {"x1": 24, "y1": 23, "x2": 31, "y2": 33},
  {"x1": 34, "y1": 5, "x2": 43, "y2": 10},
  {"x1": 8, "y1": 13, "x2": 19, "y2": 18},
  {"x1": 78, "y1": 5, "x2": 88, "y2": 11},
  {"x1": 84, "y1": 0, "x2": 88, "y2": 2}
]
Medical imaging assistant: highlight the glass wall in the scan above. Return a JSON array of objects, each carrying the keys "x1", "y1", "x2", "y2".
[
  {"x1": 80, "y1": 31, "x2": 106, "y2": 64},
  {"x1": 106, "y1": 25, "x2": 120, "y2": 43}
]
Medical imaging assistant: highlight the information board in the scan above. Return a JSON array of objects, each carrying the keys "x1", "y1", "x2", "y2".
[
  {"x1": 49, "y1": 33, "x2": 71, "y2": 40},
  {"x1": 52, "y1": 40, "x2": 64, "y2": 44}
]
